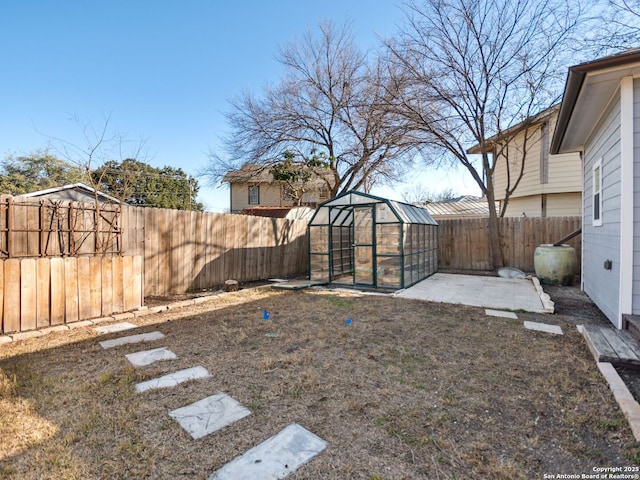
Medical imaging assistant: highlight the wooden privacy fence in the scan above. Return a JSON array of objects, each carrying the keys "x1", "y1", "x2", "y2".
[
  {"x1": 119, "y1": 206, "x2": 309, "y2": 296},
  {"x1": 0, "y1": 196, "x2": 310, "y2": 297},
  {"x1": 438, "y1": 216, "x2": 582, "y2": 273},
  {"x1": 1, "y1": 255, "x2": 142, "y2": 334},
  {"x1": 0, "y1": 195, "x2": 121, "y2": 258}
]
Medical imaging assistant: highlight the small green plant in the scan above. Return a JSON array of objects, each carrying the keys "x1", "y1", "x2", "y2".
[
  {"x1": 99, "y1": 372, "x2": 115, "y2": 385},
  {"x1": 597, "y1": 417, "x2": 622, "y2": 432},
  {"x1": 325, "y1": 295, "x2": 355, "y2": 309},
  {"x1": 247, "y1": 401, "x2": 263, "y2": 413}
]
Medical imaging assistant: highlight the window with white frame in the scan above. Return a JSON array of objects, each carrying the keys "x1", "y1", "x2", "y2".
[
  {"x1": 592, "y1": 159, "x2": 602, "y2": 227},
  {"x1": 248, "y1": 185, "x2": 260, "y2": 205}
]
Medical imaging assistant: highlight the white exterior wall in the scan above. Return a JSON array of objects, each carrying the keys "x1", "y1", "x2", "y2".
[
  {"x1": 230, "y1": 183, "x2": 288, "y2": 213},
  {"x1": 583, "y1": 90, "x2": 622, "y2": 326},
  {"x1": 229, "y1": 182, "x2": 329, "y2": 213},
  {"x1": 631, "y1": 78, "x2": 640, "y2": 316},
  {"x1": 502, "y1": 192, "x2": 581, "y2": 217},
  {"x1": 493, "y1": 114, "x2": 582, "y2": 202}
]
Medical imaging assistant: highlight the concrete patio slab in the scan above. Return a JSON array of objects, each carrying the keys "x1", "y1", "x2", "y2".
[
  {"x1": 271, "y1": 279, "x2": 327, "y2": 290},
  {"x1": 209, "y1": 423, "x2": 327, "y2": 480},
  {"x1": 395, "y1": 273, "x2": 548, "y2": 313},
  {"x1": 125, "y1": 347, "x2": 177, "y2": 367},
  {"x1": 169, "y1": 392, "x2": 251, "y2": 439},
  {"x1": 99, "y1": 331, "x2": 165, "y2": 349},
  {"x1": 94, "y1": 322, "x2": 138, "y2": 334},
  {"x1": 524, "y1": 321, "x2": 563, "y2": 335},
  {"x1": 485, "y1": 309, "x2": 518, "y2": 319},
  {"x1": 135, "y1": 366, "x2": 210, "y2": 393}
]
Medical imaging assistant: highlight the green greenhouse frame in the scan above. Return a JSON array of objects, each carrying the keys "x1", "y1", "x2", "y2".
[{"x1": 307, "y1": 191, "x2": 438, "y2": 290}]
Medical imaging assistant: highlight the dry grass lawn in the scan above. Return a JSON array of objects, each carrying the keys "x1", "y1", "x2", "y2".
[{"x1": 1, "y1": 286, "x2": 639, "y2": 479}]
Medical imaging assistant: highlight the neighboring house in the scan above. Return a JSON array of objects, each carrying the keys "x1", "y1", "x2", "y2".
[
  {"x1": 468, "y1": 105, "x2": 582, "y2": 217},
  {"x1": 550, "y1": 48, "x2": 640, "y2": 329},
  {"x1": 19, "y1": 183, "x2": 121, "y2": 204},
  {"x1": 424, "y1": 195, "x2": 494, "y2": 220},
  {"x1": 239, "y1": 206, "x2": 315, "y2": 221},
  {"x1": 222, "y1": 163, "x2": 333, "y2": 213}
]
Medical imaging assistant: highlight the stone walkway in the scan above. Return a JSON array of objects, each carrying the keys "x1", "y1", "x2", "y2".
[{"x1": 96, "y1": 321, "x2": 327, "y2": 478}]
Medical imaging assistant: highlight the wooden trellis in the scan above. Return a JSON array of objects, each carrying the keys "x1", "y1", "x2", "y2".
[{"x1": 0, "y1": 195, "x2": 122, "y2": 258}]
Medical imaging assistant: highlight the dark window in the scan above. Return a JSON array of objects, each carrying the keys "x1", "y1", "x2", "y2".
[
  {"x1": 593, "y1": 160, "x2": 602, "y2": 226},
  {"x1": 248, "y1": 185, "x2": 260, "y2": 204}
]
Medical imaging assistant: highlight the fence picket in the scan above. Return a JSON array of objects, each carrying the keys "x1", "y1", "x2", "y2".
[
  {"x1": 20, "y1": 258, "x2": 37, "y2": 331},
  {"x1": 4, "y1": 259, "x2": 21, "y2": 333},
  {"x1": 101, "y1": 257, "x2": 113, "y2": 316},
  {"x1": 112, "y1": 256, "x2": 124, "y2": 313},
  {"x1": 36, "y1": 258, "x2": 50, "y2": 328},
  {"x1": 50, "y1": 258, "x2": 65, "y2": 325},
  {"x1": 89, "y1": 257, "x2": 102, "y2": 318},
  {"x1": 63, "y1": 258, "x2": 79, "y2": 323},
  {"x1": 77, "y1": 257, "x2": 91, "y2": 321}
]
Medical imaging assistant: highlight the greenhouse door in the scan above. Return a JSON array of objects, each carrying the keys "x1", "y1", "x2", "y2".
[{"x1": 352, "y1": 206, "x2": 375, "y2": 286}]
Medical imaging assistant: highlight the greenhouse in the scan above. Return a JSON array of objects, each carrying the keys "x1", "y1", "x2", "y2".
[{"x1": 308, "y1": 191, "x2": 438, "y2": 290}]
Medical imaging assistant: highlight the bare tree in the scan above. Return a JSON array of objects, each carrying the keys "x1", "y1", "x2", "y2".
[
  {"x1": 595, "y1": 0, "x2": 640, "y2": 51},
  {"x1": 44, "y1": 115, "x2": 148, "y2": 254},
  {"x1": 205, "y1": 20, "x2": 419, "y2": 196},
  {"x1": 402, "y1": 184, "x2": 458, "y2": 204},
  {"x1": 386, "y1": 0, "x2": 585, "y2": 270}
]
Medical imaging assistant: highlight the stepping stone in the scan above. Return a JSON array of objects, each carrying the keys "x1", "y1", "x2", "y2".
[
  {"x1": 99, "y1": 331, "x2": 165, "y2": 349},
  {"x1": 209, "y1": 423, "x2": 327, "y2": 480},
  {"x1": 126, "y1": 347, "x2": 177, "y2": 367},
  {"x1": 485, "y1": 309, "x2": 518, "y2": 319},
  {"x1": 94, "y1": 322, "x2": 138, "y2": 334},
  {"x1": 169, "y1": 392, "x2": 251, "y2": 439},
  {"x1": 135, "y1": 366, "x2": 210, "y2": 393},
  {"x1": 524, "y1": 321, "x2": 563, "y2": 335}
]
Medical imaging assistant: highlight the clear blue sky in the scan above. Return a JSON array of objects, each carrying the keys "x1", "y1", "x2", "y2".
[{"x1": 0, "y1": 1, "x2": 478, "y2": 211}]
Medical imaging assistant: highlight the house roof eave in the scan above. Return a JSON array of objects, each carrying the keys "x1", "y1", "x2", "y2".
[
  {"x1": 466, "y1": 104, "x2": 561, "y2": 155},
  {"x1": 551, "y1": 48, "x2": 640, "y2": 155}
]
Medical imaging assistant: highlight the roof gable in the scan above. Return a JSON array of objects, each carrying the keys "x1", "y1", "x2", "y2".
[
  {"x1": 20, "y1": 183, "x2": 121, "y2": 203},
  {"x1": 551, "y1": 49, "x2": 640, "y2": 154},
  {"x1": 467, "y1": 104, "x2": 560, "y2": 154}
]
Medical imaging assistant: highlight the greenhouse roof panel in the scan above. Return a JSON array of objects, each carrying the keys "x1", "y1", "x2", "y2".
[{"x1": 309, "y1": 190, "x2": 437, "y2": 226}]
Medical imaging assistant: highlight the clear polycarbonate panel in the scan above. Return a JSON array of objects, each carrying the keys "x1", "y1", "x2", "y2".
[
  {"x1": 377, "y1": 256, "x2": 401, "y2": 288},
  {"x1": 376, "y1": 224, "x2": 401, "y2": 254},
  {"x1": 404, "y1": 256, "x2": 413, "y2": 286},
  {"x1": 353, "y1": 208, "x2": 373, "y2": 245},
  {"x1": 330, "y1": 207, "x2": 353, "y2": 226},
  {"x1": 309, "y1": 226, "x2": 329, "y2": 253},
  {"x1": 389, "y1": 200, "x2": 437, "y2": 225},
  {"x1": 310, "y1": 254, "x2": 329, "y2": 281},
  {"x1": 309, "y1": 206, "x2": 329, "y2": 225},
  {"x1": 375, "y1": 202, "x2": 397, "y2": 223},
  {"x1": 354, "y1": 246, "x2": 373, "y2": 284},
  {"x1": 331, "y1": 226, "x2": 352, "y2": 276}
]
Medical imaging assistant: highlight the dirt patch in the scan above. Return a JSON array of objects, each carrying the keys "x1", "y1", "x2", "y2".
[{"x1": 0, "y1": 286, "x2": 638, "y2": 479}]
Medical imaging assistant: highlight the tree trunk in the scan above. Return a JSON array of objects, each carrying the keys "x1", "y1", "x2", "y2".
[{"x1": 485, "y1": 185, "x2": 504, "y2": 271}]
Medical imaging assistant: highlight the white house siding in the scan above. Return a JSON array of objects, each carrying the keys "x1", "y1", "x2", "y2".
[
  {"x1": 492, "y1": 114, "x2": 582, "y2": 201},
  {"x1": 230, "y1": 183, "x2": 287, "y2": 213},
  {"x1": 632, "y1": 78, "x2": 640, "y2": 315},
  {"x1": 502, "y1": 192, "x2": 581, "y2": 217},
  {"x1": 546, "y1": 193, "x2": 583, "y2": 216},
  {"x1": 583, "y1": 91, "x2": 622, "y2": 325},
  {"x1": 502, "y1": 195, "x2": 542, "y2": 217}
]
